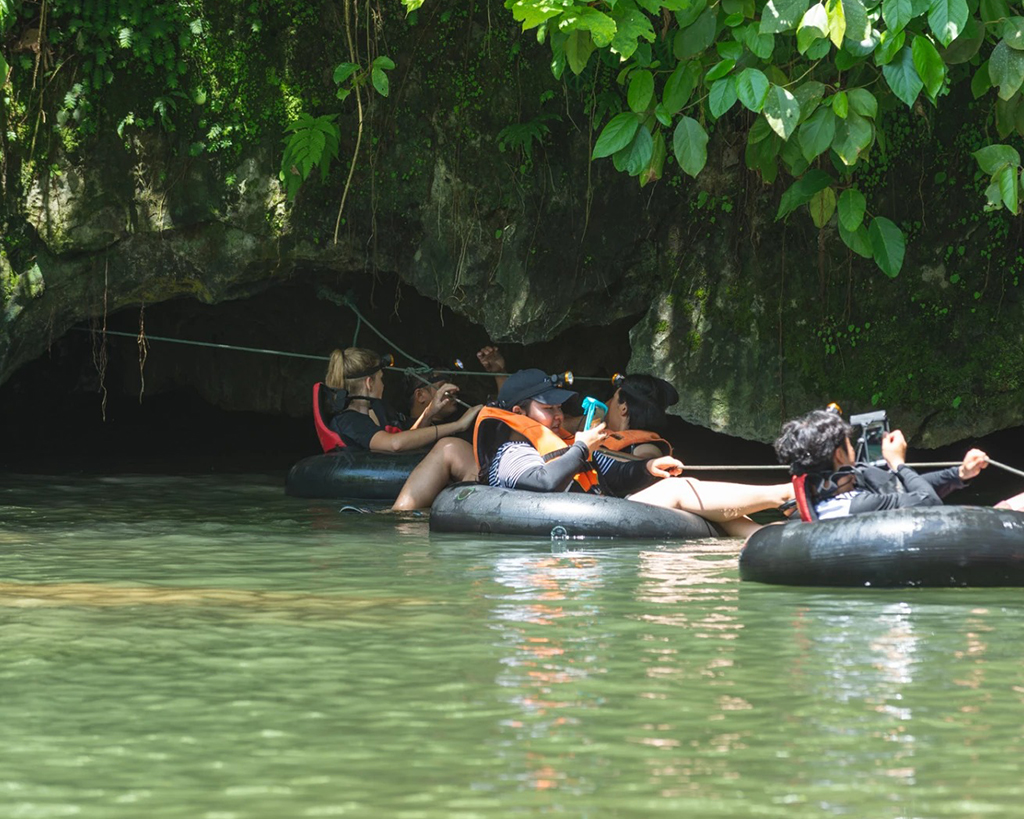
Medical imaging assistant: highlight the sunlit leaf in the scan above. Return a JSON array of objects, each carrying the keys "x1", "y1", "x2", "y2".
[{"x1": 764, "y1": 84, "x2": 801, "y2": 139}]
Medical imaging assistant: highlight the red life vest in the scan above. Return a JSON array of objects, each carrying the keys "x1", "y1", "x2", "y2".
[
  {"x1": 312, "y1": 382, "x2": 402, "y2": 453},
  {"x1": 313, "y1": 382, "x2": 345, "y2": 452},
  {"x1": 473, "y1": 406, "x2": 600, "y2": 493},
  {"x1": 791, "y1": 474, "x2": 819, "y2": 522}
]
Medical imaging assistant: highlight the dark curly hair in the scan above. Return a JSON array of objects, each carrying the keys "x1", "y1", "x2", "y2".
[
  {"x1": 774, "y1": 410, "x2": 853, "y2": 476},
  {"x1": 618, "y1": 374, "x2": 679, "y2": 435}
]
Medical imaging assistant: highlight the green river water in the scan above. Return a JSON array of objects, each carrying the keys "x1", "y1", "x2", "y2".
[{"x1": 1, "y1": 473, "x2": 1023, "y2": 818}]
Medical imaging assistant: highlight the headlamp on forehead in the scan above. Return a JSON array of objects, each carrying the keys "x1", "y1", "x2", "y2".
[
  {"x1": 550, "y1": 371, "x2": 573, "y2": 388},
  {"x1": 611, "y1": 372, "x2": 626, "y2": 388},
  {"x1": 350, "y1": 353, "x2": 395, "y2": 380},
  {"x1": 825, "y1": 401, "x2": 843, "y2": 416},
  {"x1": 452, "y1": 358, "x2": 465, "y2": 370}
]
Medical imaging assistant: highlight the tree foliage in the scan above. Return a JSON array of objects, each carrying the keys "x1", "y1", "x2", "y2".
[{"x1": 404, "y1": 0, "x2": 1024, "y2": 278}]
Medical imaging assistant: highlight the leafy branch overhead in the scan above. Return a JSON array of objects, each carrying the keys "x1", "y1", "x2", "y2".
[
  {"x1": 280, "y1": 56, "x2": 395, "y2": 201},
  {"x1": 403, "y1": 0, "x2": 1024, "y2": 279}
]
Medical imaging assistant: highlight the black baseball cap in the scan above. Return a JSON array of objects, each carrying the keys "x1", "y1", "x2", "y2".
[{"x1": 496, "y1": 368, "x2": 577, "y2": 408}]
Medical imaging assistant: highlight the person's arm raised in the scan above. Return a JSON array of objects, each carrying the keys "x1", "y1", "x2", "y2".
[
  {"x1": 409, "y1": 382, "x2": 460, "y2": 430},
  {"x1": 369, "y1": 404, "x2": 482, "y2": 453}
]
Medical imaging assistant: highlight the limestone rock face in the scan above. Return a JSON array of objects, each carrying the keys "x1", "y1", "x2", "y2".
[{"x1": 2, "y1": 8, "x2": 1022, "y2": 446}]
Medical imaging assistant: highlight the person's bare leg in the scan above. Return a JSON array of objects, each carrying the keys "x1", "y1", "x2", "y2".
[
  {"x1": 995, "y1": 490, "x2": 1024, "y2": 512},
  {"x1": 392, "y1": 438, "x2": 477, "y2": 511},
  {"x1": 627, "y1": 477, "x2": 792, "y2": 524},
  {"x1": 718, "y1": 517, "x2": 762, "y2": 538}
]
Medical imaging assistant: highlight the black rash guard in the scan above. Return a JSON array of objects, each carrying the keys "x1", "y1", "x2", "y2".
[{"x1": 814, "y1": 464, "x2": 966, "y2": 520}]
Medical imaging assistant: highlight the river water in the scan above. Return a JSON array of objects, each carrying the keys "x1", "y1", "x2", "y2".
[{"x1": 2, "y1": 472, "x2": 1023, "y2": 818}]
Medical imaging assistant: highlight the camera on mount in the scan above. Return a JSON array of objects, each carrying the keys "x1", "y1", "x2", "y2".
[{"x1": 850, "y1": 409, "x2": 890, "y2": 464}]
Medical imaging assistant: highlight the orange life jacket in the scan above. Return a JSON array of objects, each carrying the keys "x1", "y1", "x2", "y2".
[
  {"x1": 473, "y1": 406, "x2": 600, "y2": 493},
  {"x1": 600, "y1": 430, "x2": 672, "y2": 457}
]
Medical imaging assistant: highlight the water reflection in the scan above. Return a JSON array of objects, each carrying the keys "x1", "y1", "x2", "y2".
[{"x1": 5, "y1": 470, "x2": 1024, "y2": 817}]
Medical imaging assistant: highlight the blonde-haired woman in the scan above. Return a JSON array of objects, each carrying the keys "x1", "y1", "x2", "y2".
[{"x1": 323, "y1": 347, "x2": 481, "y2": 510}]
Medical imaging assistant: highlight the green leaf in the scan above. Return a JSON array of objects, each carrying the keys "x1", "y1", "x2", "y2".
[
  {"x1": 709, "y1": 77, "x2": 739, "y2": 117},
  {"x1": 989, "y1": 41, "x2": 1024, "y2": 100},
  {"x1": 673, "y1": 116, "x2": 709, "y2": 177},
  {"x1": 663, "y1": 61, "x2": 702, "y2": 113},
  {"x1": 847, "y1": 87, "x2": 878, "y2": 117},
  {"x1": 798, "y1": 105, "x2": 837, "y2": 160},
  {"x1": 706, "y1": 60, "x2": 737, "y2": 83},
  {"x1": 372, "y1": 56, "x2": 396, "y2": 71},
  {"x1": 840, "y1": 222, "x2": 874, "y2": 257},
  {"x1": 371, "y1": 66, "x2": 389, "y2": 96},
  {"x1": 333, "y1": 62, "x2": 359, "y2": 85},
  {"x1": 628, "y1": 70, "x2": 655, "y2": 112},
  {"x1": 983, "y1": 177, "x2": 1003, "y2": 209},
  {"x1": 565, "y1": 29, "x2": 596, "y2": 75},
  {"x1": 940, "y1": 16, "x2": 985, "y2": 63},
  {"x1": 776, "y1": 169, "x2": 834, "y2": 219},
  {"x1": 883, "y1": 46, "x2": 924, "y2": 106},
  {"x1": 826, "y1": 0, "x2": 846, "y2": 47},
  {"x1": 737, "y1": 68, "x2": 771, "y2": 111},
  {"x1": 980, "y1": 0, "x2": 1009, "y2": 23},
  {"x1": 882, "y1": 0, "x2": 914, "y2": 34},
  {"x1": 869, "y1": 216, "x2": 906, "y2": 277},
  {"x1": 764, "y1": 84, "x2": 802, "y2": 139},
  {"x1": 842, "y1": 0, "x2": 872, "y2": 44},
  {"x1": 641, "y1": 130, "x2": 668, "y2": 186},
  {"x1": 674, "y1": 8, "x2": 717, "y2": 60},
  {"x1": 875, "y1": 29, "x2": 906, "y2": 65},
  {"x1": 973, "y1": 144, "x2": 1021, "y2": 174},
  {"x1": 508, "y1": 1, "x2": 563, "y2": 30},
  {"x1": 593, "y1": 112, "x2": 641, "y2": 159},
  {"x1": 614, "y1": 125, "x2": 654, "y2": 176},
  {"x1": 995, "y1": 163, "x2": 1020, "y2": 213},
  {"x1": 971, "y1": 61, "x2": 992, "y2": 98},
  {"x1": 0, "y1": 53, "x2": 8, "y2": 83},
  {"x1": 793, "y1": 81, "x2": 827, "y2": 122},
  {"x1": 810, "y1": 186, "x2": 837, "y2": 227},
  {"x1": 995, "y1": 94, "x2": 1020, "y2": 138},
  {"x1": 912, "y1": 34, "x2": 947, "y2": 99},
  {"x1": 746, "y1": 129, "x2": 781, "y2": 181},
  {"x1": 610, "y1": 4, "x2": 657, "y2": 59},
  {"x1": 928, "y1": 0, "x2": 968, "y2": 47},
  {"x1": 744, "y1": 26, "x2": 777, "y2": 58},
  {"x1": 1003, "y1": 17, "x2": 1024, "y2": 50},
  {"x1": 570, "y1": 7, "x2": 617, "y2": 47},
  {"x1": 832, "y1": 111, "x2": 874, "y2": 165},
  {"x1": 718, "y1": 40, "x2": 746, "y2": 60},
  {"x1": 761, "y1": 0, "x2": 811, "y2": 33},
  {"x1": 674, "y1": 0, "x2": 708, "y2": 29},
  {"x1": 797, "y1": 2, "x2": 829, "y2": 53},
  {"x1": 838, "y1": 187, "x2": 867, "y2": 230},
  {"x1": 833, "y1": 90, "x2": 849, "y2": 118},
  {"x1": 780, "y1": 138, "x2": 811, "y2": 175}
]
